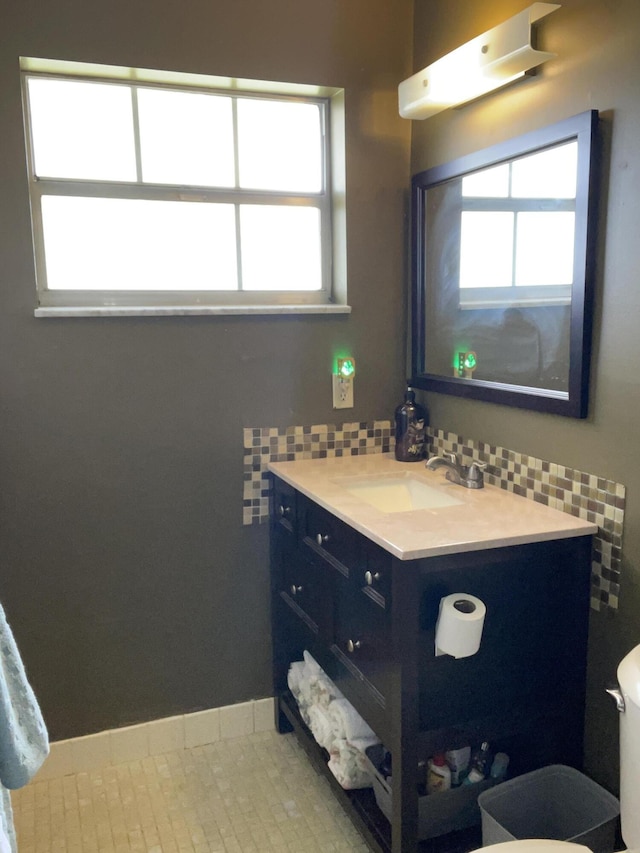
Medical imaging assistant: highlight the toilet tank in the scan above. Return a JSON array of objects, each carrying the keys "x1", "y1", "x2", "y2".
[{"x1": 617, "y1": 644, "x2": 640, "y2": 848}]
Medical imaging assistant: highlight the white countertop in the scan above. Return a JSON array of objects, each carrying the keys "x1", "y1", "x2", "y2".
[{"x1": 268, "y1": 453, "x2": 597, "y2": 560}]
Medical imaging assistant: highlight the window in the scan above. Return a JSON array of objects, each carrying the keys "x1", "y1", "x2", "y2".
[
  {"x1": 458, "y1": 140, "x2": 578, "y2": 309},
  {"x1": 20, "y1": 58, "x2": 347, "y2": 316}
]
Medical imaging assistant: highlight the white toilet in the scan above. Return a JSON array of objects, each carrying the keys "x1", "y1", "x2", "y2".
[
  {"x1": 479, "y1": 643, "x2": 640, "y2": 853},
  {"x1": 480, "y1": 843, "x2": 591, "y2": 853},
  {"x1": 610, "y1": 643, "x2": 640, "y2": 850}
]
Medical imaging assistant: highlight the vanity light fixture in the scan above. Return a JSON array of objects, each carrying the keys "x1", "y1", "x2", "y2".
[{"x1": 398, "y1": 2, "x2": 560, "y2": 120}]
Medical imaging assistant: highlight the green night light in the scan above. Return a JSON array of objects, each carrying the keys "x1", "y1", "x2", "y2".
[
  {"x1": 463, "y1": 352, "x2": 477, "y2": 371},
  {"x1": 456, "y1": 350, "x2": 477, "y2": 377},
  {"x1": 337, "y1": 357, "x2": 356, "y2": 378}
]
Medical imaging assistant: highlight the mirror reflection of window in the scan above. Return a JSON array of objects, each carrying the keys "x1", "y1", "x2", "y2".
[
  {"x1": 516, "y1": 212, "x2": 575, "y2": 286},
  {"x1": 511, "y1": 141, "x2": 578, "y2": 198},
  {"x1": 459, "y1": 140, "x2": 578, "y2": 304},
  {"x1": 461, "y1": 163, "x2": 509, "y2": 198},
  {"x1": 460, "y1": 212, "x2": 513, "y2": 288}
]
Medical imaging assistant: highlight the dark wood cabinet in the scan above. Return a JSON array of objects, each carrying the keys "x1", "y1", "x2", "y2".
[{"x1": 270, "y1": 473, "x2": 593, "y2": 853}]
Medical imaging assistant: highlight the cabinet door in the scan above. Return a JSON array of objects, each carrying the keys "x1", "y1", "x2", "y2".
[
  {"x1": 276, "y1": 533, "x2": 332, "y2": 639},
  {"x1": 272, "y1": 477, "x2": 297, "y2": 535}
]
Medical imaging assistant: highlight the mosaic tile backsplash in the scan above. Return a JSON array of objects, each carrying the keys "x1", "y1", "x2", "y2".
[
  {"x1": 243, "y1": 422, "x2": 625, "y2": 614},
  {"x1": 243, "y1": 421, "x2": 393, "y2": 525}
]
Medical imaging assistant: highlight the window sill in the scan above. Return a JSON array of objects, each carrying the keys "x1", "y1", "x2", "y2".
[{"x1": 34, "y1": 304, "x2": 352, "y2": 318}]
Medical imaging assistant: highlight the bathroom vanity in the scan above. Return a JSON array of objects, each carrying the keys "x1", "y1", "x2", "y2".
[{"x1": 269, "y1": 454, "x2": 597, "y2": 853}]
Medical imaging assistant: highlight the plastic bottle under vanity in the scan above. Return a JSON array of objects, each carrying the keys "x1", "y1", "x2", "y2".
[
  {"x1": 394, "y1": 385, "x2": 428, "y2": 462},
  {"x1": 426, "y1": 754, "x2": 451, "y2": 794},
  {"x1": 489, "y1": 752, "x2": 510, "y2": 782},
  {"x1": 445, "y1": 746, "x2": 471, "y2": 787},
  {"x1": 462, "y1": 741, "x2": 492, "y2": 785}
]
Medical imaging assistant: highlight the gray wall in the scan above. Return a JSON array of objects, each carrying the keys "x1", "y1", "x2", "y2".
[
  {"x1": 1, "y1": 0, "x2": 412, "y2": 739},
  {"x1": 410, "y1": 0, "x2": 640, "y2": 792}
]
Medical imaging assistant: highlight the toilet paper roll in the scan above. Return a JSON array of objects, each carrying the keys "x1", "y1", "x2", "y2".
[{"x1": 435, "y1": 593, "x2": 486, "y2": 659}]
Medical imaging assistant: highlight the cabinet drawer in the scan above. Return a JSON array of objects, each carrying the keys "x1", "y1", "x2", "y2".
[{"x1": 302, "y1": 500, "x2": 367, "y2": 576}]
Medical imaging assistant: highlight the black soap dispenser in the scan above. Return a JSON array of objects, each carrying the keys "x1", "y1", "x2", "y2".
[{"x1": 395, "y1": 385, "x2": 428, "y2": 462}]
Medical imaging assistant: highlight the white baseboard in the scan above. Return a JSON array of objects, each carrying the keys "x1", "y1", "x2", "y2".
[{"x1": 35, "y1": 697, "x2": 276, "y2": 781}]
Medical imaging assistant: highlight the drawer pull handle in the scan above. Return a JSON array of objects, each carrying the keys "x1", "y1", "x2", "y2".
[
  {"x1": 365, "y1": 571, "x2": 381, "y2": 586},
  {"x1": 347, "y1": 639, "x2": 361, "y2": 653},
  {"x1": 278, "y1": 505, "x2": 291, "y2": 517},
  {"x1": 316, "y1": 533, "x2": 330, "y2": 546},
  {"x1": 290, "y1": 585, "x2": 302, "y2": 596}
]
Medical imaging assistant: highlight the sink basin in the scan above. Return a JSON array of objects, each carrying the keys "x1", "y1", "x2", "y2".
[{"x1": 335, "y1": 473, "x2": 464, "y2": 513}]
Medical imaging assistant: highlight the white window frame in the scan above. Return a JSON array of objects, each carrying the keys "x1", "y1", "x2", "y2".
[{"x1": 20, "y1": 57, "x2": 349, "y2": 317}]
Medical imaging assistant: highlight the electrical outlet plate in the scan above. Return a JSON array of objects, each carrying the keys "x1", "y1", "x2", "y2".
[{"x1": 332, "y1": 374, "x2": 354, "y2": 409}]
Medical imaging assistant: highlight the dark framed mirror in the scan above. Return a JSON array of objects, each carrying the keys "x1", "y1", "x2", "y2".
[{"x1": 411, "y1": 110, "x2": 599, "y2": 418}]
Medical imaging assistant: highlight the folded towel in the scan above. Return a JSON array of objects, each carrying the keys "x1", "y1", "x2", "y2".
[
  {"x1": 0, "y1": 602, "x2": 49, "y2": 852},
  {"x1": 287, "y1": 653, "x2": 379, "y2": 791},
  {"x1": 347, "y1": 735, "x2": 380, "y2": 772},
  {"x1": 300, "y1": 653, "x2": 336, "y2": 705},
  {"x1": 328, "y1": 697, "x2": 376, "y2": 742},
  {"x1": 286, "y1": 661, "x2": 305, "y2": 700},
  {"x1": 308, "y1": 704, "x2": 336, "y2": 751},
  {"x1": 328, "y1": 756, "x2": 365, "y2": 789},
  {"x1": 289, "y1": 653, "x2": 344, "y2": 714},
  {"x1": 308, "y1": 672, "x2": 339, "y2": 709},
  {"x1": 303, "y1": 650, "x2": 322, "y2": 676},
  {"x1": 327, "y1": 737, "x2": 376, "y2": 790}
]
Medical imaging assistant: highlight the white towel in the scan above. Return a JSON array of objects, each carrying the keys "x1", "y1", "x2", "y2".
[
  {"x1": 302, "y1": 650, "x2": 322, "y2": 676},
  {"x1": 287, "y1": 653, "x2": 379, "y2": 791},
  {"x1": 308, "y1": 704, "x2": 336, "y2": 751},
  {"x1": 347, "y1": 735, "x2": 379, "y2": 773},
  {"x1": 286, "y1": 661, "x2": 305, "y2": 700},
  {"x1": 308, "y1": 671, "x2": 339, "y2": 708},
  {"x1": 327, "y1": 737, "x2": 377, "y2": 789},
  {"x1": 300, "y1": 653, "x2": 337, "y2": 706},
  {"x1": 328, "y1": 697, "x2": 376, "y2": 742},
  {"x1": 289, "y1": 653, "x2": 343, "y2": 714}
]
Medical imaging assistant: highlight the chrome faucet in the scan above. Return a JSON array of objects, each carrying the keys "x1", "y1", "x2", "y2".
[{"x1": 425, "y1": 452, "x2": 486, "y2": 489}]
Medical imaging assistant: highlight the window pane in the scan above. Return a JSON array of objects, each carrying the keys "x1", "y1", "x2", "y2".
[
  {"x1": 137, "y1": 88, "x2": 235, "y2": 187},
  {"x1": 27, "y1": 78, "x2": 136, "y2": 181},
  {"x1": 515, "y1": 212, "x2": 575, "y2": 286},
  {"x1": 511, "y1": 141, "x2": 578, "y2": 199},
  {"x1": 462, "y1": 163, "x2": 510, "y2": 198},
  {"x1": 240, "y1": 205, "x2": 322, "y2": 290},
  {"x1": 237, "y1": 99, "x2": 322, "y2": 192},
  {"x1": 460, "y1": 212, "x2": 514, "y2": 288},
  {"x1": 41, "y1": 196, "x2": 237, "y2": 290}
]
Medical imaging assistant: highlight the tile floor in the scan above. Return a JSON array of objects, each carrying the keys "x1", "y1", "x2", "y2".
[{"x1": 11, "y1": 730, "x2": 372, "y2": 853}]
